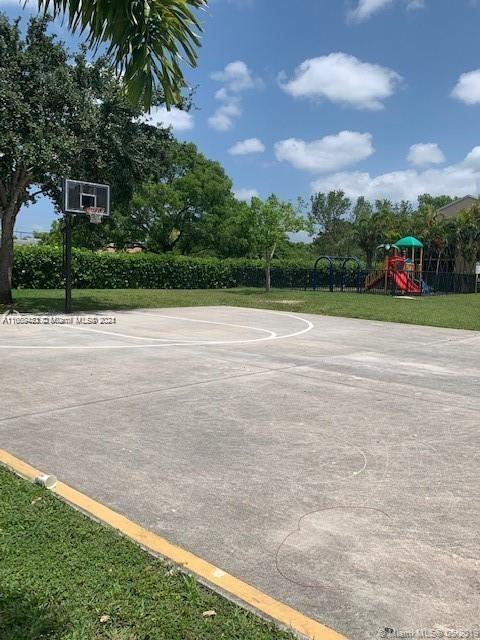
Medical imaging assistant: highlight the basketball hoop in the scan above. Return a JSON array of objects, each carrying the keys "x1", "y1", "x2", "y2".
[
  {"x1": 84, "y1": 207, "x2": 105, "y2": 224},
  {"x1": 63, "y1": 178, "x2": 111, "y2": 314}
]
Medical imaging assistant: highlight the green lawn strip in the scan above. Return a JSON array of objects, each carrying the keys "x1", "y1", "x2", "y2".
[
  {"x1": 4, "y1": 288, "x2": 480, "y2": 331},
  {"x1": 0, "y1": 467, "x2": 294, "y2": 640}
]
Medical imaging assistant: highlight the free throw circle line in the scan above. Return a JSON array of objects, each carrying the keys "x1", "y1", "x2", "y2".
[
  {"x1": 60, "y1": 313, "x2": 277, "y2": 343},
  {"x1": 0, "y1": 311, "x2": 313, "y2": 349}
]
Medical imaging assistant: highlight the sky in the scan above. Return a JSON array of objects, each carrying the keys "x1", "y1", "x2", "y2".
[{"x1": 5, "y1": 0, "x2": 480, "y2": 233}]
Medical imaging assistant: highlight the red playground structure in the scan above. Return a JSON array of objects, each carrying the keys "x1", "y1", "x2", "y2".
[{"x1": 365, "y1": 236, "x2": 427, "y2": 295}]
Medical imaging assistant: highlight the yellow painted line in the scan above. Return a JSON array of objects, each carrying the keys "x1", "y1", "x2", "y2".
[{"x1": 0, "y1": 449, "x2": 347, "y2": 640}]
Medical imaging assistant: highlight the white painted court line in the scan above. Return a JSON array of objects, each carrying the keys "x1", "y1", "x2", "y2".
[
  {"x1": 131, "y1": 310, "x2": 278, "y2": 331},
  {"x1": 60, "y1": 316, "x2": 277, "y2": 343},
  {"x1": 0, "y1": 310, "x2": 314, "y2": 350}
]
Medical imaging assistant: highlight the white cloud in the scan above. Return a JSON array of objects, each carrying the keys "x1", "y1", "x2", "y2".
[
  {"x1": 280, "y1": 53, "x2": 402, "y2": 111},
  {"x1": 234, "y1": 188, "x2": 259, "y2": 201},
  {"x1": 462, "y1": 146, "x2": 480, "y2": 169},
  {"x1": 451, "y1": 69, "x2": 480, "y2": 105},
  {"x1": 274, "y1": 131, "x2": 374, "y2": 172},
  {"x1": 350, "y1": 0, "x2": 393, "y2": 21},
  {"x1": 211, "y1": 60, "x2": 261, "y2": 93},
  {"x1": 311, "y1": 146, "x2": 480, "y2": 202},
  {"x1": 208, "y1": 100, "x2": 242, "y2": 132},
  {"x1": 349, "y1": 0, "x2": 424, "y2": 21},
  {"x1": 406, "y1": 0, "x2": 425, "y2": 10},
  {"x1": 209, "y1": 61, "x2": 261, "y2": 132},
  {"x1": 139, "y1": 106, "x2": 194, "y2": 132},
  {"x1": 407, "y1": 143, "x2": 445, "y2": 167},
  {"x1": 229, "y1": 138, "x2": 265, "y2": 155},
  {"x1": 214, "y1": 88, "x2": 229, "y2": 101}
]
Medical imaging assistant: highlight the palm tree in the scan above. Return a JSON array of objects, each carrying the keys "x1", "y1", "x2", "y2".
[
  {"x1": 36, "y1": 0, "x2": 207, "y2": 108},
  {"x1": 457, "y1": 205, "x2": 480, "y2": 273},
  {"x1": 415, "y1": 204, "x2": 442, "y2": 272},
  {"x1": 353, "y1": 198, "x2": 390, "y2": 269}
]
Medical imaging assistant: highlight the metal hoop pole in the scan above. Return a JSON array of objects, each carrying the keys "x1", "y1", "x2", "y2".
[{"x1": 64, "y1": 213, "x2": 72, "y2": 314}]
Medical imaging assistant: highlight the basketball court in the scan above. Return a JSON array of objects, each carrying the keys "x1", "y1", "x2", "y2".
[{"x1": 1, "y1": 306, "x2": 479, "y2": 639}]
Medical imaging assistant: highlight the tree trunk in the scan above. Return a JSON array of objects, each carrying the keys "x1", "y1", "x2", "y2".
[
  {"x1": 0, "y1": 171, "x2": 31, "y2": 304},
  {"x1": 0, "y1": 211, "x2": 15, "y2": 305},
  {"x1": 265, "y1": 249, "x2": 271, "y2": 293},
  {"x1": 366, "y1": 249, "x2": 374, "y2": 270}
]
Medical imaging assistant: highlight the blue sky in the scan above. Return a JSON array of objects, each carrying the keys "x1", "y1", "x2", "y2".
[{"x1": 5, "y1": 0, "x2": 480, "y2": 232}]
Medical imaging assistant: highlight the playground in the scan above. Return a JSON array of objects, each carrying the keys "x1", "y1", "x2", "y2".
[
  {"x1": 1, "y1": 305, "x2": 479, "y2": 639},
  {"x1": 312, "y1": 235, "x2": 478, "y2": 296}
]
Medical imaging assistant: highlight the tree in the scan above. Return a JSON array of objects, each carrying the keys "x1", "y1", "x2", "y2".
[
  {"x1": 417, "y1": 194, "x2": 455, "y2": 215},
  {"x1": 274, "y1": 240, "x2": 316, "y2": 262},
  {"x1": 372, "y1": 200, "x2": 396, "y2": 244},
  {"x1": 36, "y1": 216, "x2": 117, "y2": 251},
  {"x1": 114, "y1": 143, "x2": 234, "y2": 254},
  {"x1": 414, "y1": 195, "x2": 459, "y2": 273},
  {"x1": 457, "y1": 205, "x2": 480, "y2": 273},
  {"x1": 0, "y1": 16, "x2": 172, "y2": 304},
  {"x1": 213, "y1": 199, "x2": 259, "y2": 258},
  {"x1": 251, "y1": 195, "x2": 306, "y2": 292},
  {"x1": 352, "y1": 198, "x2": 382, "y2": 268},
  {"x1": 35, "y1": 0, "x2": 206, "y2": 108},
  {"x1": 309, "y1": 191, "x2": 352, "y2": 254}
]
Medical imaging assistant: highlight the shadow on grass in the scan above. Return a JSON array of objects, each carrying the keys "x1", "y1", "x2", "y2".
[
  {"x1": 6, "y1": 289, "x2": 272, "y2": 314},
  {"x1": 0, "y1": 590, "x2": 69, "y2": 640},
  {"x1": 8, "y1": 295, "x2": 139, "y2": 314},
  {"x1": 222, "y1": 289, "x2": 269, "y2": 297}
]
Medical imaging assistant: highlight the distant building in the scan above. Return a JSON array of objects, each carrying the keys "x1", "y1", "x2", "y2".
[
  {"x1": 101, "y1": 243, "x2": 144, "y2": 254},
  {"x1": 13, "y1": 232, "x2": 39, "y2": 246},
  {"x1": 436, "y1": 196, "x2": 478, "y2": 220},
  {"x1": 126, "y1": 245, "x2": 144, "y2": 254}
]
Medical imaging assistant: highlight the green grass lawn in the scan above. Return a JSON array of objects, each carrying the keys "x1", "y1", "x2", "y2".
[
  {"x1": 0, "y1": 466, "x2": 293, "y2": 640},
  {"x1": 4, "y1": 287, "x2": 480, "y2": 331}
]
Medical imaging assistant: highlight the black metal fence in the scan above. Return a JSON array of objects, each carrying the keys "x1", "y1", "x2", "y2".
[
  {"x1": 292, "y1": 267, "x2": 479, "y2": 295},
  {"x1": 422, "y1": 271, "x2": 478, "y2": 294},
  {"x1": 363, "y1": 270, "x2": 479, "y2": 296},
  {"x1": 233, "y1": 266, "x2": 315, "y2": 289},
  {"x1": 312, "y1": 267, "x2": 362, "y2": 292}
]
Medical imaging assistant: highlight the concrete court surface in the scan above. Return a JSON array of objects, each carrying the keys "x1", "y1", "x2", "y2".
[{"x1": 1, "y1": 305, "x2": 479, "y2": 639}]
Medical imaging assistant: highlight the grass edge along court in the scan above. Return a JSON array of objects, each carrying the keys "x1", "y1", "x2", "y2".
[
  {"x1": 4, "y1": 288, "x2": 480, "y2": 332},
  {"x1": 0, "y1": 461, "x2": 313, "y2": 640}
]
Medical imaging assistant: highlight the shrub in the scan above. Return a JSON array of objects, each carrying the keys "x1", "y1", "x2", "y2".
[{"x1": 12, "y1": 246, "x2": 318, "y2": 290}]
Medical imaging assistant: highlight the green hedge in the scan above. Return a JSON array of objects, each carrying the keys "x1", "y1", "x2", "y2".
[{"x1": 13, "y1": 246, "x2": 317, "y2": 290}]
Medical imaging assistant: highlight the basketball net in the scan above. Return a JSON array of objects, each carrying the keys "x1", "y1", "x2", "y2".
[{"x1": 84, "y1": 207, "x2": 105, "y2": 224}]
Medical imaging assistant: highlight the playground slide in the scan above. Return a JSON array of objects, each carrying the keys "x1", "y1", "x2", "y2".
[
  {"x1": 365, "y1": 270, "x2": 421, "y2": 294},
  {"x1": 391, "y1": 271, "x2": 421, "y2": 294}
]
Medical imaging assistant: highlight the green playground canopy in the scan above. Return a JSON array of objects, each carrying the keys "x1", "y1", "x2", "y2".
[{"x1": 395, "y1": 236, "x2": 424, "y2": 249}]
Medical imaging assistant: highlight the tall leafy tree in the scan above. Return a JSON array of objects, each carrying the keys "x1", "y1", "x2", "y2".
[
  {"x1": 456, "y1": 205, "x2": 480, "y2": 273},
  {"x1": 35, "y1": 0, "x2": 206, "y2": 108},
  {"x1": 352, "y1": 198, "x2": 384, "y2": 268},
  {"x1": 417, "y1": 194, "x2": 455, "y2": 215},
  {"x1": 213, "y1": 199, "x2": 258, "y2": 258},
  {"x1": 115, "y1": 143, "x2": 234, "y2": 254},
  {"x1": 251, "y1": 195, "x2": 306, "y2": 292},
  {"x1": 309, "y1": 191, "x2": 352, "y2": 254},
  {"x1": 0, "y1": 16, "x2": 172, "y2": 303},
  {"x1": 412, "y1": 195, "x2": 458, "y2": 272}
]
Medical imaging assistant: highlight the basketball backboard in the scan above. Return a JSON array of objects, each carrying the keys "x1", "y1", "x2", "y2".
[{"x1": 63, "y1": 179, "x2": 111, "y2": 217}]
